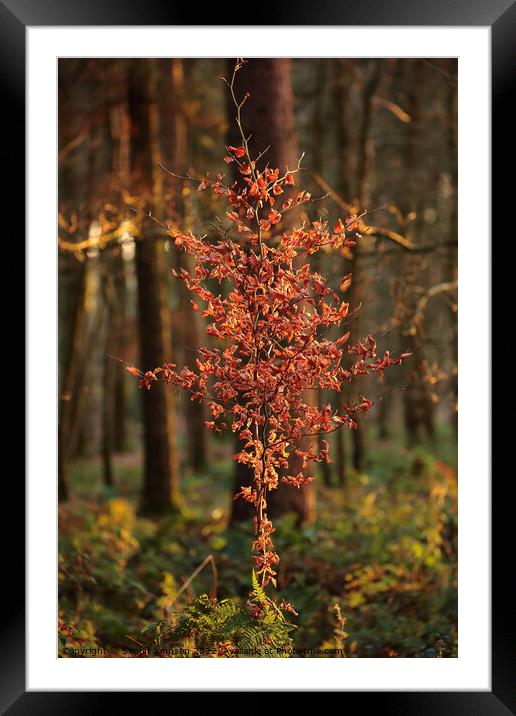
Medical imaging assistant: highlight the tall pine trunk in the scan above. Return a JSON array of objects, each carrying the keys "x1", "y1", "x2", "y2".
[
  {"x1": 128, "y1": 60, "x2": 180, "y2": 514},
  {"x1": 228, "y1": 58, "x2": 315, "y2": 526}
]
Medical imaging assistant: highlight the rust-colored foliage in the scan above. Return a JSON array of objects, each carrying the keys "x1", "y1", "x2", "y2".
[{"x1": 126, "y1": 60, "x2": 410, "y2": 602}]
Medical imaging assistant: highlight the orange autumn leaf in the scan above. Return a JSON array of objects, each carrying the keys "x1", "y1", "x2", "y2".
[
  {"x1": 339, "y1": 273, "x2": 353, "y2": 293},
  {"x1": 227, "y1": 145, "x2": 246, "y2": 158}
]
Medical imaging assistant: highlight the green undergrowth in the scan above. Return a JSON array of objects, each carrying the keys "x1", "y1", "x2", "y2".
[{"x1": 59, "y1": 433, "x2": 457, "y2": 658}]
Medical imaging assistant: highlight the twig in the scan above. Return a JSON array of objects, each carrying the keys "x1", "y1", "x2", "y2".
[
  {"x1": 312, "y1": 173, "x2": 413, "y2": 251},
  {"x1": 169, "y1": 554, "x2": 218, "y2": 608}
]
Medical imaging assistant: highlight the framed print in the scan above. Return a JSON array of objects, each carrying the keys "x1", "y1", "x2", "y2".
[{"x1": 4, "y1": 0, "x2": 510, "y2": 710}]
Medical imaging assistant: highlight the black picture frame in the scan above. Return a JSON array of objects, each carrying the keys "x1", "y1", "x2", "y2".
[{"x1": 7, "y1": 0, "x2": 508, "y2": 710}]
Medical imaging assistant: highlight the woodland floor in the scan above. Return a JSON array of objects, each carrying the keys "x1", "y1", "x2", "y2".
[{"x1": 59, "y1": 428, "x2": 457, "y2": 658}]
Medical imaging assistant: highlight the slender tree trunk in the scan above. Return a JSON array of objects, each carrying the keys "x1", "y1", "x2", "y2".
[
  {"x1": 113, "y1": 253, "x2": 129, "y2": 452},
  {"x1": 312, "y1": 60, "x2": 333, "y2": 488},
  {"x1": 377, "y1": 398, "x2": 390, "y2": 440},
  {"x1": 68, "y1": 64, "x2": 115, "y2": 465},
  {"x1": 228, "y1": 58, "x2": 315, "y2": 526},
  {"x1": 69, "y1": 297, "x2": 105, "y2": 459},
  {"x1": 400, "y1": 61, "x2": 436, "y2": 446},
  {"x1": 101, "y1": 273, "x2": 121, "y2": 488},
  {"x1": 58, "y1": 263, "x2": 87, "y2": 502},
  {"x1": 111, "y1": 94, "x2": 131, "y2": 454},
  {"x1": 332, "y1": 59, "x2": 354, "y2": 487},
  {"x1": 102, "y1": 366, "x2": 115, "y2": 488},
  {"x1": 58, "y1": 60, "x2": 94, "y2": 500},
  {"x1": 128, "y1": 60, "x2": 180, "y2": 514},
  {"x1": 160, "y1": 59, "x2": 207, "y2": 472},
  {"x1": 341, "y1": 60, "x2": 383, "y2": 472}
]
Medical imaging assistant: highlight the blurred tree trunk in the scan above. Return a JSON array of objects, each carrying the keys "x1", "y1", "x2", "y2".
[
  {"x1": 58, "y1": 263, "x2": 87, "y2": 501},
  {"x1": 128, "y1": 60, "x2": 180, "y2": 514},
  {"x1": 377, "y1": 398, "x2": 390, "y2": 440},
  {"x1": 113, "y1": 253, "x2": 129, "y2": 452},
  {"x1": 101, "y1": 275, "x2": 118, "y2": 488},
  {"x1": 160, "y1": 59, "x2": 207, "y2": 472},
  {"x1": 333, "y1": 59, "x2": 354, "y2": 486},
  {"x1": 312, "y1": 60, "x2": 332, "y2": 487},
  {"x1": 345, "y1": 60, "x2": 383, "y2": 471},
  {"x1": 58, "y1": 61, "x2": 94, "y2": 501},
  {"x1": 101, "y1": 260, "x2": 125, "y2": 487},
  {"x1": 69, "y1": 63, "x2": 122, "y2": 464},
  {"x1": 68, "y1": 278, "x2": 105, "y2": 459},
  {"x1": 228, "y1": 58, "x2": 315, "y2": 526},
  {"x1": 400, "y1": 61, "x2": 436, "y2": 446},
  {"x1": 111, "y1": 86, "x2": 132, "y2": 454},
  {"x1": 93, "y1": 71, "x2": 123, "y2": 488}
]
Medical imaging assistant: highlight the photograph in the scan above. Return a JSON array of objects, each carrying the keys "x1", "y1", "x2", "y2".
[{"x1": 57, "y1": 56, "x2": 459, "y2": 660}]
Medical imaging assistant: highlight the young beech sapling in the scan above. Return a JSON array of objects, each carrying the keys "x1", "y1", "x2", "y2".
[{"x1": 125, "y1": 60, "x2": 410, "y2": 615}]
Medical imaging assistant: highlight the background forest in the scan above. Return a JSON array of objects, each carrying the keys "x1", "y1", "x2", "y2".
[{"x1": 58, "y1": 58, "x2": 458, "y2": 658}]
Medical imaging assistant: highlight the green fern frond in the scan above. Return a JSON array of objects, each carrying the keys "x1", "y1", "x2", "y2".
[
  {"x1": 251, "y1": 569, "x2": 268, "y2": 605},
  {"x1": 146, "y1": 593, "x2": 294, "y2": 658}
]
